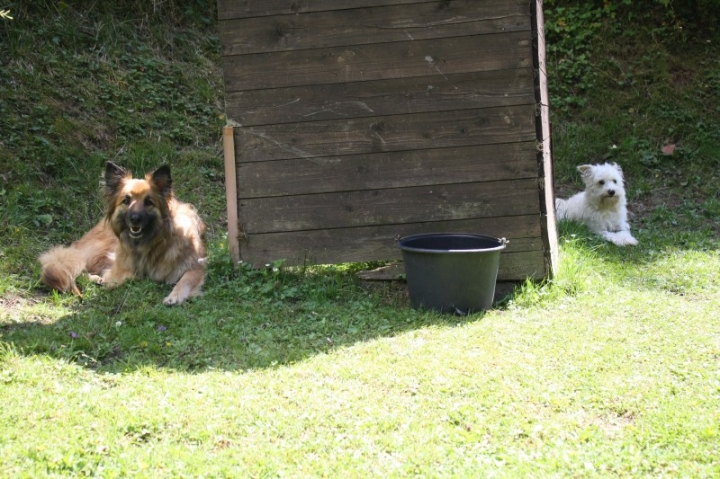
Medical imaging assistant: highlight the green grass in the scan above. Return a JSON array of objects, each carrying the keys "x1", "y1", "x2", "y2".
[
  {"x1": 0, "y1": 1, "x2": 226, "y2": 298},
  {"x1": 1, "y1": 1, "x2": 720, "y2": 477},
  {"x1": 2, "y1": 234, "x2": 719, "y2": 477}
]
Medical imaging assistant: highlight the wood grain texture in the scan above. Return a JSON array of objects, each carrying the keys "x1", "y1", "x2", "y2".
[
  {"x1": 226, "y1": 68, "x2": 535, "y2": 126},
  {"x1": 219, "y1": 0, "x2": 530, "y2": 55},
  {"x1": 222, "y1": 32, "x2": 533, "y2": 92},
  {"x1": 236, "y1": 215, "x2": 548, "y2": 280},
  {"x1": 222, "y1": 126, "x2": 241, "y2": 262},
  {"x1": 236, "y1": 142, "x2": 538, "y2": 198},
  {"x1": 533, "y1": 0, "x2": 559, "y2": 277},
  {"x1": 218, "y1": 0, "x2": 555, "y2": 280},
  {"x1": 218, "y1": 0, "x2": 525, "y2": 20},
  {"x1": 236, "y1": 105, "x2": 536, "y2": 162},
  {"x1": 239, "y1": 179, "x2": 541, "y2": 234}
]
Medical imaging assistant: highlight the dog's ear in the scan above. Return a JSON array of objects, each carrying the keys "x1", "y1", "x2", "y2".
[
  {"x1": 104, "y1": 161, "x2": 131, "y2": 196},
  {"x1": 149, "y1": 165, "x2": 173, "y2": 198},
  {"x1": 577, "y1": 164, "x2": 593, "y2": 178},
  {"x1": 611, "y1": 162, "x2": 624, "y2": 175}
]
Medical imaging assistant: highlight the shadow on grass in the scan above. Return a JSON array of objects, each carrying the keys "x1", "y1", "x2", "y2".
[
  {"x1": 6, "y1": 220, "x2": 715, "y2": 375},
  {"x1": 1, "y1": 257, "x2": 519, "y2": 374}
]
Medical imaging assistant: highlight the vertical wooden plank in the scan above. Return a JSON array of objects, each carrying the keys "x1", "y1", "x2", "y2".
[
  {"x1": 223, "y1": 125, "x2": 240, "y2": 263},
  {"x1": 534, "y1": 0, "x2": 559, "y2": 277}
]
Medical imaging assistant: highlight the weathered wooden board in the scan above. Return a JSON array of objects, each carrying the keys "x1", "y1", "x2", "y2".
[
  {"x1": 247, "y1": 246, "x2": 546, "y2": 281},
  {"x1": 236, "y1": 105, "x2": 536, "y2": 162},
  {"x1": 237, "y1": 142, "x2": 538, "y2": 198},
  {"x1": 226, "y1": 68, "x2": 535, "y2": 126},
  {"x1": 238, "y1": 216, "x2": 548, "y2": 280},
  {"x1": 218, "y1": 0, "x2": 557, "y2": 281},
  {"x1": 219, "y1": 0, "x2": 528, "y2": 21},
  {"x1": 219, "y1": 0, "x2": 530, "y2": 56},
  {"x1": 244, "y1": 215, "x2": 542, "y2": 254},
  {"x1": 222, "y1": 32, "x2": 533, "y2": 92},
  {"x1": 239, "y1": 179, "x2": 540, "y2": 234},
  {"x1": 534, "y1": 0, "x2": 559, "y2": 276}
]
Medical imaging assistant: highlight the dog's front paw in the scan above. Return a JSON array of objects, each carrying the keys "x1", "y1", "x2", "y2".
[
  {"x1": 88, "y1": 274, "x2": 104, "y2": 284},
  {"x1": 163, "y1": 292, "x2": 186, "y2": 306},
  {"x1": 163, "y1": 294, "x2": 180, "y2": 306},
  {"x1": 612, "y1": 238, "x2": 638, "y2": 246},
  {"x1": 604, "y1": 231, "x2": 638, "y2": 246},
  {"x1": 624, "y1": 236, "x2": 639, "y2": 246},
  {"x1": 616, "y1": 231, "x2": 638, "y2": 246}
]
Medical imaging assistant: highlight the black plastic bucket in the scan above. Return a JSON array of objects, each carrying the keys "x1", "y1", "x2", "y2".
[{"x1": 398, "y1": 233, "x2": 507, "y2": 314}]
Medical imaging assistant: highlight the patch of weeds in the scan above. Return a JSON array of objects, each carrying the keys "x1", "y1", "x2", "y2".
[
  {"x1": 204, "y1": 257, "x2": 370, "y2": 308},
  {"x1": 544, "y1": 1, "x2": 609, "y2": 113},
  {"x1": 549, "y1": 1, "x2": 720, "y2": 243}
]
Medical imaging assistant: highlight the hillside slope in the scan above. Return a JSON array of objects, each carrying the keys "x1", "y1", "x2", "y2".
[
  {"x1": 1, "y1": 0, "x2": 719, "y2": 297},
  {"x1": 0, "y1": 1, "x2": 225, "y2": 293}
]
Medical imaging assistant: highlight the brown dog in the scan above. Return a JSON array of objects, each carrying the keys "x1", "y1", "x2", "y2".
[{"x1": 39, "y1": 162, "x2": 206, "y2": 305}]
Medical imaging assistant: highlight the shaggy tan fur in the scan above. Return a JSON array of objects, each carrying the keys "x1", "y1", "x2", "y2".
[{"x1": 39, "y1": 162, "x2": 206, "y2": 305}]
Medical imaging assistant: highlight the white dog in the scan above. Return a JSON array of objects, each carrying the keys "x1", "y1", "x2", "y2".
[{"x1": 555, "y1": 162, "x2": 638, "y2": 246}]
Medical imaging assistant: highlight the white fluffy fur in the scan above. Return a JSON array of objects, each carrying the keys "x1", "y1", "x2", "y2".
[{"x1": 555, "y1": 162, "x2": 638, "y2": 246}]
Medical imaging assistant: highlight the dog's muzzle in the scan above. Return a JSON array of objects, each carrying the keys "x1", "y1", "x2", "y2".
[
  {"x1": 127, "y1": 212, "x2": 149, "y2": 239},
  {"x1": 602, "y1": 192, "x2": 619, "y2": 204}
]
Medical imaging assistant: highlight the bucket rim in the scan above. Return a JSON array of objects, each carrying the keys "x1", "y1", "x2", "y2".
[{"x1": 398, "y1": 233, "x2": 508, "y2": 254}]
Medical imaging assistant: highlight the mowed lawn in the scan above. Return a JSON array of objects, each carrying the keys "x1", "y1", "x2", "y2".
[
  {"x1": 2, "y1": 0, "x2": 720, "y2": 477},
  {"x1": 1, "y1": 232, "x2": 719, "y2": 477}
]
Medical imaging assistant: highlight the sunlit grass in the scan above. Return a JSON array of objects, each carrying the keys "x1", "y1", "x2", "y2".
[
  {"x1": 2, "y1": 221, "x2": 720, "y2": 476},
  {"x1": 2, "y1": 1, "x2": 720, "y2": 476}
]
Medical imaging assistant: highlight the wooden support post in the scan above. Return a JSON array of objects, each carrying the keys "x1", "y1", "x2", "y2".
[
  {"x1": 535, "y1": 0, "x2": 559, "y2": 277},
  {"x1": 223, "y1": 125, "x2": 240, "y2": 264}
]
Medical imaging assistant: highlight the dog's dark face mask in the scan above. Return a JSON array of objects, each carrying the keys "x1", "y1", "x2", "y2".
[
  {"x1": 104, "y1": 162, "x2": 172, "y2": 244},
  {"x1": 122, "y1": 194, "x2": 160, "y2": 243}
]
